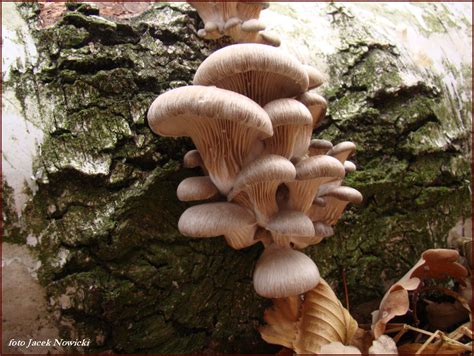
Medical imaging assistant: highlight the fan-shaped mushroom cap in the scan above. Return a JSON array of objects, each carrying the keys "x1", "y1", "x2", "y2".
[
  {"x1": 304, "y1": 65, "x2": 325, "y2": 89},
  {"x1": 263, "y1": 99, "x2": 313, "y2": 159},
  {"x1": 286, "y1": 155, "x2": 346, "y2": 213},
  {"x1": 296, "y1": 92, "x2": 327, "y2": 128},
  {"x1": 327, "y1": 141, "x2": 356, "y2": 163},
  {"x1": 309, "y1": 186, "x2": 363, "y2": 225},
  {"x1": 266, "y1": 210, "x2": 315, "y2": 247},
  {"x1": 258, "y1": 31, "x2": 281, "y2": 46},
  {"x1": 178, "y1": 202, "x2": 258, "y2": 249},
  {"x1": 228, "y1": 155, "x2": 296, "y2": 226},
  {"x1": 193, "y1": 44, "x2": 308, "y2": 106},
  {"x1": 309, "y1": 139, "x2": 333, "y2": 156},
  {"x1": 253, "y1": 244, "x2": 320, "y2": 298},
  {"x1": 148, "y1": 85, "x2": 273, "y2": 195},
  {"x1": 344, "y1": 160, "x2": 357, "y2": 173},
  {"x1": 292, "y1": 222, "x2": 334, "y2": 249},
  {"x1": 177, "y1": 176, "x2": 220, "y2": 202}
]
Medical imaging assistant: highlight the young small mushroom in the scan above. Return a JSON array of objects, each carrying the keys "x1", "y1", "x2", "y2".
[
  {"x1": 183, "y1": 149, "x2": 208, "y2": 174},
  {"x1": 176, "y1": 176, "x2": 220, "y2": 202},
  {"x1": 296, "y1": 92, "x2": 327, "y2": 128},
  {"x1": 253, "y1": 244, "x2": 320, "y2": 298},
  {"x1": 263, "y1": 99, "x2": 313, "y2": 159},
  {"x1": 327, "y1": 141, "x2": 356, "y2": 163},
  {"x1": 227, "y1": 155, "x2": 296, "y2": 226},
  {"x1": 178, "y1": 202, "x2": 258, "y2": 249},
  {"x1": 291, "y1": 222, "x2": 334, "y2": 249},
  {"x1": 309, "y1": 139, "x2": 333, "y2": 156},
  {"x1": 303, "y1": 65, "x2": 326, "y2": 89},
  {"x1": 188, "y1": 2, "x2": 230, "y2": 39},
  {"x1": 266, "y1": 210, "x2": 315, "y2": 247},
  {"x1": 148, "y1": 85, "x2": 273, "y2": 195},
  {"x1": 344, "y1": 160, "x2": 357, "y2": 173},
  {"x1": 193, "y1": 43, "x2": 309, "y2": 106},
  {"x1": 309, "y1": 186, "x2": 363, "y2": 225},
  {"x1": 286, "y1": 155, "x2": 346, "y2": 213}
]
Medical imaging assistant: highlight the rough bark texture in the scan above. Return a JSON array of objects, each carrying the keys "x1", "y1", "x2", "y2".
[{"x1": 3, "y1": 2, "x2": 471, "y2": 354}]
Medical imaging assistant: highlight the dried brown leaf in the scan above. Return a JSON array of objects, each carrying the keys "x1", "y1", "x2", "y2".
[
  {"x1": 260, "y1": 278, "x2": 359, "y2": 354},
  {"x1": 372, "y1": 249, "x2": 468, "y2": 338}
]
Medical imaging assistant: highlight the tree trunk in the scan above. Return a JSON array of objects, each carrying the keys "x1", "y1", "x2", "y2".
[{"x1": 2, "y1": 2, "x2": 471, "y2": 354}]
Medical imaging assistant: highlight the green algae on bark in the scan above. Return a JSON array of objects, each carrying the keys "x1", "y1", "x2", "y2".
[{"x1": 6, "y1": 1, "x2": 471, "y2": 353}]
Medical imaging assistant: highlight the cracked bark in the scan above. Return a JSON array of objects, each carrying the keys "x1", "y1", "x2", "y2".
[{"x1": 3, "y1": 2, "x2": 471, "y2": 354}]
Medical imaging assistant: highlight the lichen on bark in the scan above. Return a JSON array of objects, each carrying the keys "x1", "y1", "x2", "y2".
[{"x1": 5, "y1": 2, "x2": 471, "y2": 353}]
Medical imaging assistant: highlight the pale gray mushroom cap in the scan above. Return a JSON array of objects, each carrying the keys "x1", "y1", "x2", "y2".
[
  {"x1": 228, "y1": 155, "x2": 296, "y2": 226},
  {"x1": 327, "y1": 141, "x2": 356, "y2": 163},
  {"x1": 323, "y1": 186, "x2": 363, "y2": 204},
  {"x1": 296, "y1": 92, "x2": 327, "y2": 128},
  {"x1": 344, "y1": 160, "x2": 357, "y2": 173},
  {"x1": 303, "y1": 65, "x2": 325, "y2": 89},
  {"x1": 253, "y1": 244, "x2": 320, "y2": 298},
  {"x1": 263, "y1": 99, "x2": 313, "y2": 159},
  {"x1": 229, "y1": 154, "x2": 296, "y2": 196},
  {"x1": 176, "y1": 176, "x2": 220, "y2": 202},
  {"x1": 148, "y1": 85, "x2": 272, "y2": 137},
  {"x1": 148, "y1": 85, "x2": 273, "y2": 194},
  {"x1": 266, "y1": 210, "x2": 315, "y2": 247},
  {"x1": 295, "y1": 155, "x2": 346, "y2": 181},
  {"x1": 193, "y1": 44, "x2": 309, "y2": 106},
  {"x1": 241, "y1": 19, "x2": 266, "y2": 32},
  {"x1": 292, "y1": 222, "x2": 334, "y2": 249},
  {"x1": 183, "y1": 150, "x2": 204, "y2": 169},
  {"x1": 309, "y1": 139, "x2": 333, "y2": 156},
  {"x1": 178, "y1": 202, "x2": 258, "y2": 249}
]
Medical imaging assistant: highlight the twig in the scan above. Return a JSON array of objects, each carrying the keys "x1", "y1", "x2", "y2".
[{"x1": 341, "y1": 266, "x2": 350, "y2": 311}]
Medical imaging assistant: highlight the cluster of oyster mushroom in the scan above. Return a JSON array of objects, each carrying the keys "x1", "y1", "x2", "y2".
[
  {"x1": 188, "y1": 2, "x2": 280, "y2": 46},
  {"x1": 147, "y1": 43, "x2": 362, "y2": 299}
]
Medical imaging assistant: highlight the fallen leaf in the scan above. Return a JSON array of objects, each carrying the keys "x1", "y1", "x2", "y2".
[
  {"x1": 425, "y1": 300, "x2": 469, "y2": 330},
  {"x1": 372, "y1": 249, "x2": 467, "y2": 338},
  {"x1": 260, "y1": 278, "x2": 359, "y2": 354}
]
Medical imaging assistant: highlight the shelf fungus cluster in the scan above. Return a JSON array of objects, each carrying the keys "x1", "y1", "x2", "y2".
[
  {"x1": 148, "y1": 43, "x2": 362, "y2": 299},
  {"x1": 188, "y1": 2, "x2": 280, "y2": 46}
]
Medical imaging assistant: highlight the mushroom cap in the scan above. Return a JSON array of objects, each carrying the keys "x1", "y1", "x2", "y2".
[
  {"x1": 309, "y1": 139, "x2": 333, "y2": 156},
  {"x1": 295, "y1": 155, "x2": 346, "y2": 181},
  {"x1": 193, "y1": 44, "x2": 308, "y2": 104},
  {"x1": 259, "y1": 31, "x2": 281, "y2": 47},
  {"x1": 263, "y1": 98, "x2": 313, "y2": 127},
  {"x1": 241, "y1": 19, "x2": 266, "y2": 32},
  {"x1": 148, "y1": 85, "x2": 273, "y2": 138},
  {"x1": 183, "y1": 149, "x2": 203, "y2": 169},
  {"x1": 327, "y1": 141, "x2": 356, "y2": 163},
  {"x1": 344, "y1": 160, "x2": 357, "y2": 173},
  {"x1": 176, "y1": 176, "x2": 220, "y2": 202},
  {"x1": 322, "y1": 186, "x2": 363, "y2": 204},
  {"x1": 296, "y1": 92, "x2": 327, "y2": 127},
  {"x1": 267, "y1": 210, "x2": 315, "y2": 238},
  {"x1": 229, "y1": 154, "x2": 296, "y2": 198},
  {"x1": 303, "y1": 65, "x2": 325, "y2": 89},
  {"x1": 253, "y1": 244, "x2": 320, "y2": 298},
  {"x1": 178, "y1": 202, "x2": 255, "y2": 237},
  {"x1": 313, "y1": 222, "x2": 334, "y2": 237}
]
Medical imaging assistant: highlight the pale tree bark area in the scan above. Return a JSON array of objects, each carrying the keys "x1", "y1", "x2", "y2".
[{"x1": 2, "y1": 2, "x2": 471, "y2": 354}]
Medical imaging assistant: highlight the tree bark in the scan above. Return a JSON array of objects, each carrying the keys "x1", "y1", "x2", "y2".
[{"x1": 2, "y1": 2, "x2": 471, "y2": 353}]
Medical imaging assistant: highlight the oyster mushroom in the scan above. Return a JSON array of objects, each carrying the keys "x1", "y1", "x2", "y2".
[
  {"x1": 292, "y1": 222, "x2": 334, "y2": 249},
  {"x1": 237, "y1": 2, "x2": 269, "y2": 21},
  {"x1": 189, "y1": 2, "x2": 237, "y2": 39},
  {"x1": 178, "y1": 202, "x2": 258, "y2": 249},
  {"x1": 344, "y1": 160, "x2": 357, "y2": 173},
  {"x1": 228, "y1": 155, "x2": 296, "y2": 226},
  {"x1": 263, "y1": 99, "x2": 313, "y2": 159},
  {"x1": 183, "y1": 149, "x2": 208, "y2": 175},
  {"x1": 296, "y1": 92, "x2": 327, "y2": 128},
  {"x1": 253, "y1": 244, "x2": 320, "y2": 298},
  {"x1": 148, "y1": 85, "x2": 273, "y2": 195},
  {"x1": 266, "y1": 210, "x2": 315, "y2": 247},
  {"x1": 286, "y1": 155, "x2": 345, "y2": 213},
  {"x1": 177, "y1": 176, "x2": 220, "y2": 202},
  {"x1": 193, "y1": 43, "x2": 309, "y2": 106},
  {"x1": 309, "y1": 139, "x2": 333, "y2": 156},
  {"x1": 309, "y1": 186, "x2": 363, "y2": 225},
  {"x1": 304, "y1": 65, "x2": 325, "y2": 89},
  {"x1": 327, "y1": 141, "x2": 356, "y2": 163}
]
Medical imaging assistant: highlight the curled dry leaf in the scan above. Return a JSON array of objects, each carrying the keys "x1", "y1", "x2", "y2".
[
  {"x1": 372, "y1": 249, "x2": 468, "y2": 338},
  {"x1": 260, "y1": 278, "x2": 359, "y2": 354}
]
